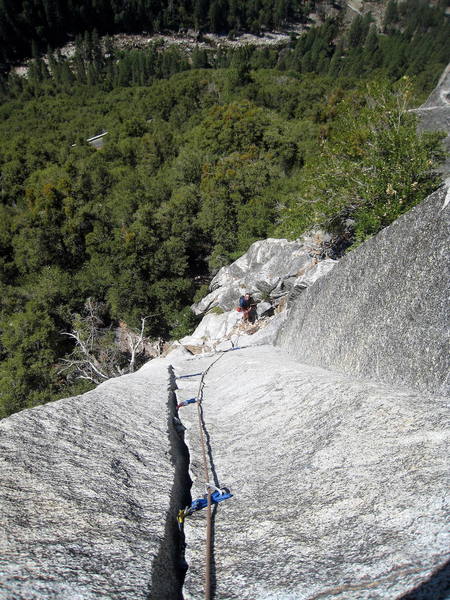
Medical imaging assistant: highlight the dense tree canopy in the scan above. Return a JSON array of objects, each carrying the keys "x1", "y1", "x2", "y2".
[
  {"x1": 0, "y1": 0, "x2": 311, "y2": 65},
  {"x1": 0, "y1": 1, "x2": 448, "y2": 418}
]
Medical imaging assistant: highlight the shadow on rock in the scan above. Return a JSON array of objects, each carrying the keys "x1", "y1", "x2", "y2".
[
  {"x1": 399, "y1": 560, "x2": 450, "y2": 600},
  {"x1": 148, "y1": 368, "x2": 191, "y2": 600}
]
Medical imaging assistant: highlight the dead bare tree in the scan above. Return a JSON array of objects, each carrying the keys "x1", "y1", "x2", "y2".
[
  {"x1": 122, "y1": 315, "x2": 149, "y2": 373},
  {"x1": 58, "y1": 299, "x2": 152, "y2": 385}
]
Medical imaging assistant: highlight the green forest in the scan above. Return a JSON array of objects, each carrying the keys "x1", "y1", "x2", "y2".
[
  {"x1": 0, "y1": 0, "x2": 448, "y2": 418},
  {"x1": 2, "y1": 0, "x2": 311, "y2": 64}
]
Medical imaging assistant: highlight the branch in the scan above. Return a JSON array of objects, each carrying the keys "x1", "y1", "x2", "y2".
[{"x1": 128, "y1": 315, "x2": 149, "y2": 373}]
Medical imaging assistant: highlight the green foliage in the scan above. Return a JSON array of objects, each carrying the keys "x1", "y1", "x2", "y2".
[
  {"x1": 0, "y1": 303, "x2": 60, "y2": 417},
  {"x1": 193, "y1": 283, "x2": 210, "y2": 303},
  {"x1": 169, "y1": 306, "x2": 199, "y2": 339},
  {"x1": 0, "y1": 0, "x2": 309, "y2": 65},
  {"x1": 276, "y1": 78, "x2": 444, "y2": 246},
  {"x1": 0, "y1": 7, "x2": 447, "y2": 418}
]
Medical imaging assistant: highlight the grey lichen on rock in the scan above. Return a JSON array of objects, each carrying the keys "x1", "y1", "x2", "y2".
[{"x1": 277, "y1": 186, "x2": 450, "y2": 396}]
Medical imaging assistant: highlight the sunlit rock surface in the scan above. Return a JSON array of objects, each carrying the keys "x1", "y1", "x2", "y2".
[
  {"x1": 173, "y1": 346, "x2": 449, "y2": 600},
  {"x1": 278, "y1": 185, "x2": 449, "y2": 396},
  {"x1": 0, "y1": 357, "x2": 187, "y2": 600},
  {"x1": 192, "y1": 232, "x2": 334, "y2": 315},
  {"x1": 173, "y1": 183, "x2": 450, "y2": 599},
  {"x1": 183, "y1": 237, "x2": 336, "y2": 354},
  {"x1": 180, "y1": 309, "x2": 242, "y2": 349}
]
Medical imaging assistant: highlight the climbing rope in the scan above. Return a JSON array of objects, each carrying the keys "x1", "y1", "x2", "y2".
[
  {"x1": 176, "y1": 349, "x2": 237, "y2": 599},
  {"x1": 195, "y1": 352, "x2": 226, "y2": 600}
]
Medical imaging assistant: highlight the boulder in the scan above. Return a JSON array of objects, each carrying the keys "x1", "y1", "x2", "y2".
[
  {"x1": 220, "y1": 311, "x2": 288, "y2": 349},
  {"x1": 256, "y1": 300, "x2": 272, "y2": 317},
  {"x1": 179, "y1": 310, "x2": 241, "y2": 348},
  {"x1": 278, "y1": 185, "x2": 450, "y2": 396}
]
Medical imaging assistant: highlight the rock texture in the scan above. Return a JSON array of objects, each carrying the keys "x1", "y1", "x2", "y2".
[
  {"x1": 192, "y1": 232, "x2": 336, "y2": 315},
  {"x1": 182, "y1": 233, "x2": 336, "y2": 354},
  {"x1": 414, "y1": 63, "x2": 450, "y2": 178},
  {"x1": 0, "y1": 356, "x2": 188, "y2": 600},
  {"x1": 172, "y1": 346, "x2": 450, "y2": 600},
  {"x1": 3, "y1": 341, "x2": 448, "y2": 600},
  {"x1": 277, "y1": 185, "x2": 450, "y2": 396},
  {"x1": 179, "y1": 309, "x2": 242, "y2": 349}
]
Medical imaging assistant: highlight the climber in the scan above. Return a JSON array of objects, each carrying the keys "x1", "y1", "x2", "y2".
[{"x1": 238, "y1": 292, "x2": 256, "y2": 323}]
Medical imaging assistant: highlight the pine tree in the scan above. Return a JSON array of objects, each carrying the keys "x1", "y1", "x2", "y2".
[
  {"x1": 42, "y1": 0, "x2": 62, "y2": 31},
  {"x1": 228, "y1": 0, "x2": 242, "y2": 30},
  {"x1": 384, "y1": 0, "x2": 399, "y2": 34},
  {"x1": 47, "y1": 47, "x2": 59, "y2": 81},
  {"x1": 83, "y1": 30, "x2": 93, "y2": 62},
  {"x1": 60, "y1": 60, "x2": 74, "y2": 87},
  {"x1": 328, "y1": 41, "x2": 343, "y2": 78},
  {"x1": 86, "y1": 63, "x2": 97, "y2": 86},
  {"x1": 208, "y1": 0, "x2": 226, "y2": 33},
  {"x1": 194, "y1": 0, "x2": 209, "y2": 30},
  {"x1": 91, "y1": 29, "x2": 103, "y2": 71},
  {"x1": 301, "y1": 51, "x2": 313, "y2": 73},
  {"x1": 192, "y1": 46, "x2": 209, "y2": 69},
  {"x1": 274, "y1": 0, "x2": 288, "y2": 28},
  {"x1": 364, "y1": 24, "x2": 382, "y2": 71},
  {"x1": 348, "y1": 15, "x2": 365, "y2": 48}
]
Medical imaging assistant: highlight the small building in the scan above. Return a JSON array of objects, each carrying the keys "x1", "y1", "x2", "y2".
[
  {"x1": 86, "y1": 131, "x2": 108, "y2": 149},
  {"x1": 71, "y1": 131, "x2": 108, "y2": 149}
]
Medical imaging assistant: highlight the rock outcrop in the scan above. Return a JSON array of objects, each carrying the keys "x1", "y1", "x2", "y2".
[
  {"x1": 182, "y1": 233, "x2": 336, "y2": 352},
  {"x1": 192, "y1": 232, "x2": 336, "y2": 315},
  {"x1": 414, "y1": 63, "x2": 450, "y2": 178},
  {"x1": 0, "y1": 356, "x2": 188, "y2": 600},
  {"x1": 172, "y1": 182, "x2": 449, "y2": 599},
  {"x1": 277, "y1": 185, "x2": 449, "y2": 396},
  {"x1": 2, "y1": 180, "x2": 449, "y2": 600}
]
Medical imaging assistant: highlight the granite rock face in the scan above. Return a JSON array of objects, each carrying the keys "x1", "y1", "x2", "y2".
[
  {"x1": 172, "y1": 346, "x2": 449, "y2": 600},
  {"x1": 2, "y1": 179, "x2": 449, "y2": 600},
  {"x1": 414, "y1": 63, "x2": 450, "y2": 178},
  {"x1": 178, "y1": 309, "x2": 287, "y2": 354},
  {"x1": 3, "y1": 342, "x2": 448, "y2": 600},
  {"x1": 0, "y1": 356, "x2": 188, "y2": 600},
  {"x1": 182, "y1": 234, "x2": 336, "y2": 354},
  {"x1": 179, "y1": 309, "x2": 242, "y2": 348},
  {"x1": 278, "y1": 186, "x2": 450, "y2": 396},
  {"x1": 192, "y1": 232, "x2": 335, "y2": 315}
]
